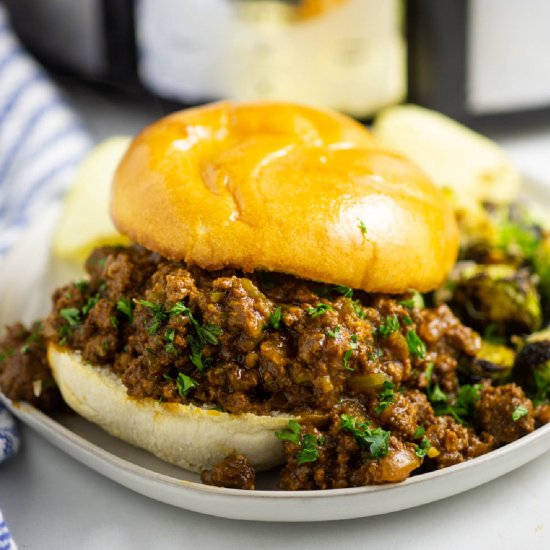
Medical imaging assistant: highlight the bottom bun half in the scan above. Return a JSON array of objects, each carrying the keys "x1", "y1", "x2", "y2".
[{"x1": 48, "y1": 344, "x2": 293, "y2": 473}]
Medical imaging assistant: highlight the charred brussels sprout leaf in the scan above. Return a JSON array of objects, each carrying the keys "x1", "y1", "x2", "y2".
[
  {"x1": 460, "y1": 340, "x2": 515, "y2": 384},
  {"x1": 446, "y1": 263, "x2": 541, "y2": 337},
  {"x1": 514, "y1": 338, "x2": 550, "y2": 404}
]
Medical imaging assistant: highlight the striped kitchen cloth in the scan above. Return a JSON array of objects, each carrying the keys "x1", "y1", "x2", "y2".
[
  {"x1": 0, "y1": 3, "x2": 92, "y2": 547},
  {"x1": 0, "y1": 3, "x2": 91, "y2": 256}
]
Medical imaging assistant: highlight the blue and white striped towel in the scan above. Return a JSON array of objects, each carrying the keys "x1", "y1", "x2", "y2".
[{"x1": 0, "y1": 3, "x2": 91, "y2": 547}]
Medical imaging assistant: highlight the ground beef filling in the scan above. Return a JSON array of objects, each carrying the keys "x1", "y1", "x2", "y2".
[
  {"x1": 0, "y1": 322, "x2": 61, "y2": 411},
  {"x1": 43, "y1": 246, "x2": 481, "y2": 417},
  {"x1": 1, "y1": 244, "x2": 544, "y2": 490}
]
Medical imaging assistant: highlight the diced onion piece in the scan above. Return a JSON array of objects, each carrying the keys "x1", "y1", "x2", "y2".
[
  {"x1": 32, "y1": 379, "x2": 42, "y2": 397},
  {"x1": 347, "y1": 372, "x2": 392, "y2": 391}
]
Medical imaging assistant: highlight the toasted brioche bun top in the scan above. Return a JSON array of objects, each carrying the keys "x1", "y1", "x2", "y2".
[{"x1": 112, "y1": 101, "x2": 459, "y2": 293}]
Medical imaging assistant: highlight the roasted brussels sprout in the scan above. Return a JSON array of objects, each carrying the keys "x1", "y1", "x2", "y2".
[
  {"x1": 534, "y1": 233, "x2": 550, "y2": 309},
  {"x1": 514, "y1": 337, "x2": 550, "y2": 404},
  {"x1": 460, "y1": 340, "x2": 515, "y2": 384},
  {"x1": 444, "y1": 263, "x2": 541, "y2": 337}
]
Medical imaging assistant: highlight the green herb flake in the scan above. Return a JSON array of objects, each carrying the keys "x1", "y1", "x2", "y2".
[
  {"x1": 275, "y1": 419, "x2": 301, "y2": 445},
  {"x1": 375, "y1": 381, "x2": 395, "y2": 415},
  {"x1": 403, "y1": 316, "x2": 413, "y2": 326},
  {"x1": 512, "y1": 405, "x2": 529, "y2": 422},
  {"x1": 406, "y1": 329, "x2": 426, "y2": 359},
  {"x1": 343, "y1": 334, "x2": 359, "y2": 371},
  {"x1": 415, "y1": 437, "x2": 431, "y2": 458},
  {"x1": 269, "y1": 306, "x2": 283, "y2": 330},
  {"x1": 430, "y1": 383, "x2": 482, "y2": 425},
  {"x1": 334, "y1": 285, "x2": 353, "y2": 298},
  {"x1": 116, "y1": 297, "x2": 134, "y2": 322},
  {"x1": 296, "y1": 433, "x2": 323, "y2": 465},
  {"x1": 109, "y1": 316, "x2": 118, "y2": 329},
  {"x1": 176, "y1": 372, "x2": 198, "y2": 397},
  {"x1": 164, "y1": 328, "x2": 177, "y2": 354},
  {"x1": 60, "y1": 307, "x2": 81, "y2": 327},
  {"x1": 353, "y1": 299, "x2": 366, "y2": 319},
  {"x1": 377, "y1": 314, "x2": 400, "y2": 338},
  {"x1": 275, "y1": 421, "x2": 323, "y2": 465},
  {"x1": 327, "y1": 326, "x2": 341, "y2": 338},
  {"x1": 170, "y1": 301, "x2": 222, "y2": 369},
  {"x1": 399, "y1": 289, "x2": 425, "y2": 309},
  {"x1": 81, "y1": 294, "x2": 100, "y2": 316},
  {"x1": 413, "y1": 426, "x2": 426, "y2": 439},
  {"x1": 137, "y1": 299, "x2": 168, "y2": 335},
  {"x1": 369, "y1": 348, "x2": 383, "y2": 361},
  {"x1": 307, "y1": 303, "x2": 334, "y2": 318},
  {"x1": 428, "y1": 382, "x2": 448, "y2": 403},
  {"x1": 75, "y1": 280, "x2": 89, "y2": 293},
  {"x1": 340, "y1": 414, "x2": 390, "y2": 459},
  {"x1": 358, "y1": 219, "x2": 368, "y2": 237}
]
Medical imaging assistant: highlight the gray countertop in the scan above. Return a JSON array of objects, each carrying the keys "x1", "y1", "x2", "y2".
[{"x1": 1, "y1": 82, "x2": 550, "y2": 549}]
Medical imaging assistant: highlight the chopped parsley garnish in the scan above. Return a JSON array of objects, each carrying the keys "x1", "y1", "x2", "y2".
[
  {"x1": 327, "y1": 326, "x2": 341, "y2": 338},
  {"x1": 415, "y1": 437, "x2": 431, "y2": 458},
  {"x1": 428, "y1": 382, "x2": 448, "y2": 404},
  {"x1": 375, "y1": 381, "x2": 395, "y2": 414},
  {"x1": 275, "y1": 420, "x2": 323, "y2": 465},
  {"x1": 403, "y1": 316, "x2": 413, "y2": 326},
  {"x1": 297, "y1": 434, "x2": 324, "y2": 465},
  {"x1": 399, "y1": 290, "x2": 425, "y2": 309},
  {"x1": 512, "y1": 405, "x2": 529, "y2": 422},
  {"x1": 176, "y1": 372, "x2": 198, "y2": 397},
  {"x1": 377, "y1": 314, "x2": 400, "y2": 338},
  {"x1": 81, "y1": 294, "x2": 100, "y2": 316},
  {"x1": 343, "y1": 349, "x2": 354, "y2": 371},
  {"x1": 369, "y1": 348, "x2": 383, "y2": 361},
  {"x1": 75, "y1": 280, "x2": 89, "y2": 293},
  {"x1": 353, "y1": 299, "x2": 366, "y2": 319},
  {"x1": 427, "y1": 381, "x2": 482, "y2": 425},
  {"x1": 110, "y1": 316, "x2": 118, "y2": 329},
  {"x1": 164, "y1": 328, "x2": 177, "y2": 354},
  {"x1": 116, "y1": 297, "x2": 134, "y2": 322},
  {"x1": 406, "y1": 329, "x2": 426, "y2": 358},
  {"x1": 307, "y1": 303, "x2": 334, "y2": 318},
  {"x1": 137, "y1": 300, "x2": 168, "y2": 334},
  {"x1": 358, "y1": 219, "x2": 368, "y2": 237},
  {"x1": 413, "y1": 425, "x2": 426, "y2": 439},
  {"x1": 170, "y1": 301, "x2": 222, "y2": 370},
  {"x1": 171, "y1": 302, "x2": 222, "y2": 345},
  {"x1": 343, "y1": 334, "x2": 359, "y2": 371},
  {"x1": 340, "y1": 414, "x2": 389, "y2": 459},
  {"x1": 60, "y1": 307, "x2": 81, "y2": 327},
  {"x1": 275, "y1": 419, "x2": 301, "y2": 444},
  {"x1": 334, "y1": 285, "x2": 353, "y2": 298},
  {"x1": 269, "y1": 306, "x2": 283, "y2": 329}
]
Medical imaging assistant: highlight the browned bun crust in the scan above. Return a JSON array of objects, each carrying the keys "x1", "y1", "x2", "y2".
[{"x1": 112, "y1": 101, "x2": 458, "y2": 293}]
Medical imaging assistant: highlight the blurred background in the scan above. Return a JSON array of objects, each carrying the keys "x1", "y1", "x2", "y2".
[{"x1": 3, "y1": 0, "x2": 550, "y2": 129}]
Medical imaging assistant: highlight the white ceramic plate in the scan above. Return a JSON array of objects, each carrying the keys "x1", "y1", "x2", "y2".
[{"x1": 1, "y1": 182, "x2": 550, "y2": 522}]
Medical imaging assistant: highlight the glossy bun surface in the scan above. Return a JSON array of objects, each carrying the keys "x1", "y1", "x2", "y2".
[{"x1": 112, "y1": 101, "x2": 458, "y2": 292}]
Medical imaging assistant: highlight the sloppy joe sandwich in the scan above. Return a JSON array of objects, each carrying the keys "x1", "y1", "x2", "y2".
[{"x1": 2, "y1": 101, "x2": 546, "y2": 491}]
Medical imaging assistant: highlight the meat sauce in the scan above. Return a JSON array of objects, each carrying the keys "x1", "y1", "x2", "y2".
[{"x1": 0, "y1": 245, "x2": 545, "y2": 489}]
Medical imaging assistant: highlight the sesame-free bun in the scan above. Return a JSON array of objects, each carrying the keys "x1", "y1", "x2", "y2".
[
  {"x1": 112, "y1": 101, "x2": 459, "y2": 293},
  {"x1": 48, "y1": 344, "x2": 293, "y2": 472}
]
